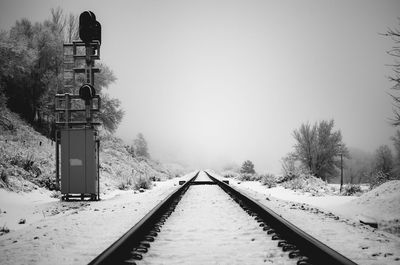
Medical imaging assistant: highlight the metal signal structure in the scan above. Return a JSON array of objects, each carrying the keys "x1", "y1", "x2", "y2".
[{"x1": 55, "y1": 11, "x2": 102, "y2": 201}]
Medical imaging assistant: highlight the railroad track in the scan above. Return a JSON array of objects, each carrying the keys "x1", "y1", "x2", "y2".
[{"x1": 89, "y1": 171, "x2": 357, "y2": 265}]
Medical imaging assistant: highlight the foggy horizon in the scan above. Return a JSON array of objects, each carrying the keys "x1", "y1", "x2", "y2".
[{"x1": 1, "y1": 0, "x2": 399, "y2": 174}]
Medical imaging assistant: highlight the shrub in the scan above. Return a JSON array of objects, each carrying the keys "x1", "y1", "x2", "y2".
[
  {"x1": 370, "y1": 171, "x2": 392, "y2": 189},
  {"x1": 0, "y1": 111, "x2": 14, "y2": 131},
  {"x1": 31, "y1": 173, "x2": 58, "y2": 190},
  {"x1": 150, "y1": 175, "x2": 161, "y2": 182},
  {"x1": 250, "y1": 174, "x2": 263, "y2": 181},
  {"x1": 0, "y1": 224, "x2": 10, "y2": 235},
  {"x1": 238, "y1": 173, "x2": 265, "y2": 181},
  {"x1": 8, "y1": 154, "x2": 22, "y2": 167},
  {"x1": 223, "y1": 173, "x2": 236, "y2": 178},
  {"x1": 222, "y1": 170, "x2": 239, "y2": 179},
  {"x1": 281, "y1": 173, "x2": 330, "y2": 195},
  {"x1": 21, "y1": 154, "x2": 35, "y2": 171},
  {"x1": 341, "y1": 184, "x2": 362, "y2": 196},
  {"x1": 278, "y1": 172, "x2": 298, "y2": 183},
  {"x1": 8, "y1": 153, "x2": 41, "y2": 176},
  {"x1": 0, "y1": 169, "x2": 8, "y2": 188},
  {"x1": 260, "y1": 173, "x2": 277, "y2": 188},
  {"x1": 134, "y1": 175, "x2": 152, "y2": 190},
  {"x1": 282, "y1": 177, "x2": 305, "y2": 190},
  {"x1": 164, "y1": 173, "x2": 179, "y2": 180},
  {"x1": 117, "y1": 177, "x2": 133, "y2": 190},
  {"x1": 238, "y1": 173, "x2": 253, "y2": 181}
]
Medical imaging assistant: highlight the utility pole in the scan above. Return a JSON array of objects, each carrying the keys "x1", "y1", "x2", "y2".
[{"x1": 340, "y1": 152, "x2": 343, "y2": 193}]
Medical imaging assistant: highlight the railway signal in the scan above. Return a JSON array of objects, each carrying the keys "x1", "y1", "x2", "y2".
[
  {"x1": 79, "y1": 11, "x2": 102, "y2": 44},
  {"x1": 55, "y1": 11, "x2": 102, "y2": 201}
]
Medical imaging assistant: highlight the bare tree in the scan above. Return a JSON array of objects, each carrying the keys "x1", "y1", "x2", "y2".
[
  {"x1": 292, "y1": 120, "x2": 348, "y2": 180},
  {"x1": 373, "y1": 145, "x2": 394, "y2": 176},
  {"x1": 344, "y1": 148, "x2": 373, "y2": 184},
  {"x1": 392, "y1": 130, "x2": 400, "y2": 175},
  {"x1": 281, "y1": 152, "x2": 297, "y2": 176},
  {"x1": 65, "y1": 13, "x2": 78, "y2": 43},
  {"x1": 383, "y1": 19, "x2": 400, "y2": 125},
  {"x1": 50, "y1": 7, "x2": 65, "y2": 34}
]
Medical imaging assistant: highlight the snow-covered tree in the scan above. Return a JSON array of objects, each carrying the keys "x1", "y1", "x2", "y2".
[
  {"x1": 134, "y1": 133, "x2": 150, "y2": 158},
  {"x1": 0, "y1": 8, "x2": 123, "y2": 135},
  {"x1": 240, "y1": 160, "x2": 255, "y2": 175}
]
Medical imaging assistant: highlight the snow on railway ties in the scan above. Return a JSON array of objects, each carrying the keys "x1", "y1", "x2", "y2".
[{"x1": 89, "y1": 171, "x2": 357, "y2": 265}]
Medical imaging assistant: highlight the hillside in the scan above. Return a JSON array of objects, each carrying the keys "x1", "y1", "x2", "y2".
[{"x1": 0, "y1": 107, "x2": 185, "y2": 195}]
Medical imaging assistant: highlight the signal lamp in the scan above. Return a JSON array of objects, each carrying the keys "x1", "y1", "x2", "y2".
[
  {"x1": 79, "y1": 83, "x2": 96, "y2": 104},
  {"x1": 79, "y1": 11, "x2": 101, "y2": 44}
]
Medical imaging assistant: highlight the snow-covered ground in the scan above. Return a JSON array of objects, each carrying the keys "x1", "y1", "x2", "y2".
[
  {"x1": 1, "y1": 171, "x2": 400, "y2": 265},
  {"x1": 219, "y1": 177, "x2": 400, "y2": 265},
  {"x1": 0, "y1": 172, "x2": 196, "y2": 265}
]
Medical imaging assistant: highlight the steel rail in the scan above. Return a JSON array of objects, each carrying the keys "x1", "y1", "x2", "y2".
[
  {"x1": 88, "y1": 172, "x2": 199, "y2": 265},
  {"x1": 205, "y1": 171, "x2": 357, "y2": 265}
]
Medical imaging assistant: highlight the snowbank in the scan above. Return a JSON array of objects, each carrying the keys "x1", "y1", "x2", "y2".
[
  {"x1": 345, "y1": 180, "x2": 400, "y2": 219},
  {"x1": 234, "y1": 180, "x2": 400, "y2": 236},
  {"x1": 230, "y1": 180, "x2": 356, "y2": 211},
  {"x1": 221, "y1": 177, "x2": 400, "y2": 264},
  {"x1": 330, "y1": 180, "x2": 400, "y2": 236}
]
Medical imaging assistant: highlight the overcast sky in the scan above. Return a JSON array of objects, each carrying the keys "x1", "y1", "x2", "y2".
[{"x1": 1, "y1": 0, "x2": 399, "y2": 173}]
